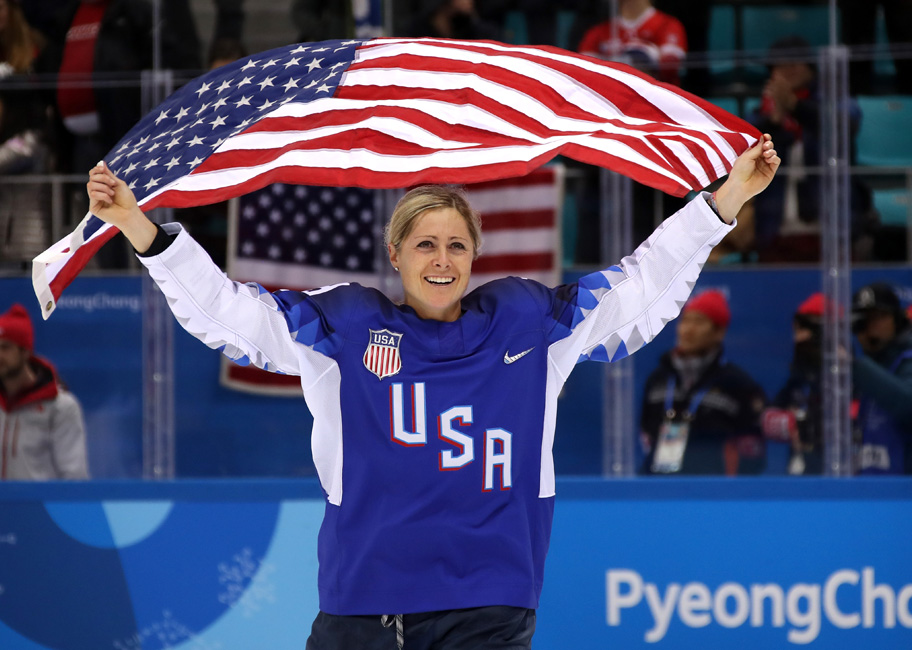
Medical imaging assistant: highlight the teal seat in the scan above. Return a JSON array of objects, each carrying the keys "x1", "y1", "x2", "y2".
[
  {"x1": 873, "y1": 189, "x2": 911, "y2": 227},
  {"x1": 856, "y1": 96, "x2": 912, "y2": 166},
  {"x1": 706, "y1": 97, "x2": 739, "y2": 117},
  {"x1": 741, "y1": 6, "x2": 835, "y2": 80},
  {"x1": 503, "y1": 11, "x2": 528, "y2": 45},
  {"x1": 707, "y1": 5, "x2": 735, "y2": 78}
]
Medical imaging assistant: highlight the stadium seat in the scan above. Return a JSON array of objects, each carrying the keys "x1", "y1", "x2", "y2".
[
  {"x1": 706, "y1": 97, "x2": 739, "y2": 117},
  {"x1": 856, "y1": 96, "x2": 912, "y2": 166},
  {"x1": 741, "y1": 5, "x2": 835, "y2": 81},
  {"x1": 707, "y1": 5, "x2": 735, "y2": 78},
  {"x1": 873, "y1": 188, "x2": 911, "y2": 227}
]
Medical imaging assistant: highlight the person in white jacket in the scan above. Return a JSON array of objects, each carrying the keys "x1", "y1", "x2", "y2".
[{"x1": 0, "y1": 303, "x2": 89, "y2": 480}]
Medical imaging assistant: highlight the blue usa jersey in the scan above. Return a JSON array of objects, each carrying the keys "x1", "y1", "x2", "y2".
[{"x1": 140, "y1": 194, "x2": 731, "y2": 615}]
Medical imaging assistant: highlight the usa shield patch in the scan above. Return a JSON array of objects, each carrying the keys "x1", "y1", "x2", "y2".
[{"x1": 363, "y1": 329, "x2": 404, "y2": 380}]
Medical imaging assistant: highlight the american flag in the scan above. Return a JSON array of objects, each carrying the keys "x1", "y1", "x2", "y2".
[
  {"x1": 220, "y1": 168, "x2": 564, "y2": 395},
  {"x1": 33, "y1": 37, "x2": 759, "y2": 319}
]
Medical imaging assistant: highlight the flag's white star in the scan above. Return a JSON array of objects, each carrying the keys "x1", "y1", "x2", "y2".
[
  {"x1": 283, "y1": 78, "x2": 299, "y2": 91},
  {"x1": 331, "y1": 62, "x2": 345, "y2": 70},
  {"x1": 166, "y1": 137, "x2": 181, "y2": 150},
  {"x1": 342, "y1": 40, "x2": 359, "y2": 45},
  {"x1": 306, "y1": 58, "x2": 324, "y2": 72},
  {"x1": 124, "y1": 162, "x2": 138, "y2": 175},
  {"x1": 241, "y1": 59, "x2": 257, "y2": 70},
  {"x1": 129, "y1": 180, "x2": 137, "y2": 189},
  {"x1": 146, "y1": 141, "x2": 161, "y2": 153},
  {"x1": 258, "y1": 76, "x2": 276, "y2": 90},
  {"x1": 216, "y1": 79, "x2": 232, "y2": 93},
  {"x1": 144, "y1": 177, "x2": 160, "y2": 190},
  {"x1": 195, "y1": 102, "x2": 211, "y2": 115},
  {"x1": 291, "y1": 45, "x2": 308, "y2": 54},
  {"x1": 316, "y1": 83, "x2": 331, "y2": 93},
  {"x1": 212, "y1": 97, "x2": 228, "y2": 110},
  {"x1": 235, "y1": 95, "x2": 252, "y2": 107},
  {"x1": 165, "y1": 156, "x2": 181, "y2": 170},
  {"x1": 138, "y1": 135, "x2": 150, "y2": 146},
  {"x1": 117, "y1": 142, "x2": 130, "y2": 152},
  {"x1": 312, "y1": 47, "x2": 329, "y2": 53},
  {"x1": 188, "y1": 156, "x2": 204, "y2": 166},
  {"x1": 210, "y1": 115, "x2": 227, "y2": 128},
  {"x1": 262, "y1": 58, "x2": 278, "y2": 68},
  {"x1": 187, "y1": 135, "x2": 205, "y2": 146},
  {"x1": 237, "y1": 76, "x2": 253, "y2": 88},
  {"x1": 175, "y1": 106, "x2": 190, "y2": 120},
  {"x1": 144, "y1": 158, "x2": 160, "y2": 169},
  {"x1": 259, "y1": 98, "x2": 275, "y2": 110},
  {"x1": 285, "y1": 57, "x2": 301, "y2": 68},
  {"x1": 195, "y1": 81, "x2": 212, "y2": 97},
  {"x1": 155, "y1": 110, "x2": 169, "y2": 124}
]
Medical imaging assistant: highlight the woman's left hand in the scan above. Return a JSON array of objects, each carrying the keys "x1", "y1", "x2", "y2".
[{"x1": 714, "y1": 133, "x2": 781, "y2": 224}]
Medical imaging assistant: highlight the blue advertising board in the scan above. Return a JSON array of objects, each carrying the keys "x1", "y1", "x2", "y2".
[{"x1": 1, "y1": 479, "x2": 910, "y2": 649}]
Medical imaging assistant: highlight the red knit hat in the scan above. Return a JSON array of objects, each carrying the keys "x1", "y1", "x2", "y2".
[
  {"x1": 797, "y1": 292, "x2": 825, "y2": 317},
  {"x1": 683, "y1": 290, "x2": 731, "y2": 329},
  {"x1": 0, "y1": 304, "x2": 34, "y2": 352}
]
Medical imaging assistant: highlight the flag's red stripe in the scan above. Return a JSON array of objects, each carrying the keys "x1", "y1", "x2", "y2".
[
  {"x1": 48, "y1": 226, "x2": 120, "y2": 301},
  {"x1": 226, "y1": 364, "x2": 301, "y2": 388},
  {"x1": 472, "y1": 252, "x2": 553, "y2": 273},
  {"x1": 481, "y1": 209, "x2": 554, "y2": 230},
  {"x1": 468, "y1": 167, "x2": 553, "y2": 191}
]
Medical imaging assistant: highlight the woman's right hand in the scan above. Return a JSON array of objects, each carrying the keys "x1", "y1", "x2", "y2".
[{"x1": 86, "y1": 161, "x2": 158, "y2": 253}]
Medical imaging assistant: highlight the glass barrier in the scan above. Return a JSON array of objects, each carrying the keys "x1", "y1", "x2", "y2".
[{"x1": 1, "y1": 1, "x2": 911, "y2": 480}]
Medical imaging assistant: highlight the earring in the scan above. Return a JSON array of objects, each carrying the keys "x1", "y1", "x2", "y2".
[{"x1": 394, "y1": 267, "x2": 399, "y2": 272}]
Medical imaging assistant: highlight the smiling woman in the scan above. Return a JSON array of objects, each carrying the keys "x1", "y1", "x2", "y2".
[{"x1": 85, "y1": 134, "x2": 780, "y2": 650}]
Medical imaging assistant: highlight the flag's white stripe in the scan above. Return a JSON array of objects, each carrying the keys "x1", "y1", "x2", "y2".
[
  {"x1": 230, "y1": 258, "x2": 384, "y2": 291},
  {"x1": 369, "y1": 39, "x2": 751, "y2": 149},
  {"x1": 143, "y1": 137, "x2": 686, "y2": 204},
  {"x1": 664, "y1": 139, "x2": 713, "y2": 188},
  {"x1": 470, "y1": 184, "x2": 557, "y2": 213},
  {"x1": 482, "y1": 228, "x2": 555, "y2": 253}
]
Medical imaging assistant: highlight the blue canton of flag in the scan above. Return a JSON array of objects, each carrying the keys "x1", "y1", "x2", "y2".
[{"x1": 107, "y1": 40, "x2": 362, "y2": 207}]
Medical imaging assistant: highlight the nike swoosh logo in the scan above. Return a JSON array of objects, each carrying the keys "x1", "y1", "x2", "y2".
[{"x1": 504, "y1": 347, "x2": 534, "y2": 364}]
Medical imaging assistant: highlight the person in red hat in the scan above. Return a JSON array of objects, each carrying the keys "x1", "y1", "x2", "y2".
[
  {"x1": 762, "y1": 292, "x2": 830, "y2": 475},
  {"x1": 0, "y1": 303, "x2": 88, "y2": 480},
  {"x1": 639, "y1": 289, "x2": 767, "y2": 475}
]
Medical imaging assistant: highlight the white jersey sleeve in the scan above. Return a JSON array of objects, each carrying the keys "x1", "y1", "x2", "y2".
[
  {"x1": 548, "y1": 193, "x2": 733, "y2": 379},
  {"x1": 137, "y1": 223, "x2": 341, "y2": 384}
]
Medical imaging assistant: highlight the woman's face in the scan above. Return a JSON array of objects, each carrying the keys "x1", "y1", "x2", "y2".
[{"x1": 388, "y1": 207, "x2": 474, "y2": 322}]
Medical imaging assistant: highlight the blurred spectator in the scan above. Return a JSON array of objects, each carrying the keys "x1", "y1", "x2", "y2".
[
  {"x1": 38, "y1": 0, "x2": 201, "y2": 175},
  {"x1": 35, "y1": 0, "x2": 201, "y2": 267},
  {"x1": 408, "y1": 0, "x2": 501, "y2": 40},
  {"x1": 577, "y1": 0, "x2": 687, "y2": 86},
  {"x1": 746, "y1": 35, "x2": 871, "y2": 262},
  {"x1": 654, "y1": 0, "x2": 710, "y2": 95},
  {"x1": 840, "y1": 0, "x2": 912, "y2": 94},
  {"x1": 0, "y1": 0, "x2": 51, "y2": 265},
  {"x1": 291, "y1": 0, "x2": 350, "y2": 42},
  {"x1": 0, "y1": 304, "x2": 89, "y2": 480},
  {"x1": 851, "y1": 282, "x2": 912, "y2": 474},
  {"x1": 762, "y1": 293, "x2": 826, "y2": 475},
  {"x1": 640, "y1": 290, "x2": 767, "y2": 475}
]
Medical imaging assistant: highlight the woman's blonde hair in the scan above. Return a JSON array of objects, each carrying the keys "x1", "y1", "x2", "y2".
[
  {"x1": 0, "y1": 0, "x2": 38, "y2": 74},
  {"x1": 384, "y1": 185, "x2": 482, "y2": 259}
]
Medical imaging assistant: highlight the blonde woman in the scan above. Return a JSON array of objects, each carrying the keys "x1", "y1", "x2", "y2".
[{"x1": 87, "y1": 135, "x2": 780, "y2": 649}]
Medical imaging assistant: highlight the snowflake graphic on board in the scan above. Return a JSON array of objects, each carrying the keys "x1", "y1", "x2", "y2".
[
  {"x1": 217, "y1": 547, "x2": 276, "y2": 617},
  {"x1": 112, "y1": 610, "x2": 221, "y2": 650}
]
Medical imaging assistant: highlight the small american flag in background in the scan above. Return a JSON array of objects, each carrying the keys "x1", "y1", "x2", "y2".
[
  {"x1": 34, "y1": 37, "x2": 759, "y2": 320},
  {"x1": 220, "y1": 168, "x2": 563, "y2": 395}
]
